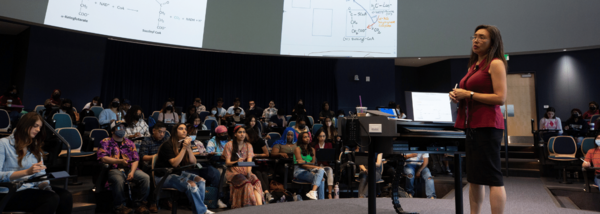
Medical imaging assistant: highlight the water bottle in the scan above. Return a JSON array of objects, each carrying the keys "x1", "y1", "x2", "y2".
[
  {"x1": 592, "y1": 123, "x2": 595, "y2": 131},
  {"x1": 334, "y1": 183, "x2": 340, "y2": 199},
  {"x1": 117, "y1": 112, "x2": 122, "y2": 121}
]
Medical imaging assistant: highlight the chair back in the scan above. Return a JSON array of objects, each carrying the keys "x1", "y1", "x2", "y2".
[
  {"x1": 204, "y1": 119, "x2": 217, "y2": 131},
  {"x1": 34, "y1": 105, "x2": 45, "y2": 115},
  {"x1": 82, "y1": 116, "x2": 100, "y2": 132},
  {"x1": 198, "y1": 111, "x2": 210, "y2": 123},
  {"x1": 548, "y1": 136, "x2": 557, "y2": 155},
  {"x1": 151, "y1": 111, "x2": 160, "y2": 122},
  {"x1": 591, "y1": 114, "x2": 600, "y2": 123},
  {"x1": 0, "y1": 109, "x2": 10, "y2": 130},
  {"x1": 267, "y1": 132, "x2": 281, "y2": 147},
  {"x1": 312, "y1": 124, "x2": 323, "y2": 136},
  {"x1": 581, "y1": 137, "x2": 597, "y2": 157},
  {"x1": 553, "y1": 136, "x2": 577, "y2": 157},
  {"x1": 90, "y1": 106, "x2": 104, "y2": 119},
  {"x1": 307, "y1": 116, "x2": 314, "y2": 126},
  {"x1": 90, "y1": 129, "x2": 110, "y2": 149},
  {"x1": 57, "y1": 128, "x2": 83, "y2": 151},
  {"x1": 285, "y1": 115, "x2": 292, "y2": 122},
  {"x1": 53, "y1": 113, "x2": 73, "y2": 129},
  {"x1": 288, "y1": 121, "x2": 296, "y2": 128}
]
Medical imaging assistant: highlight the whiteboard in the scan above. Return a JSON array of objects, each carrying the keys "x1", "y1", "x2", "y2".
[
  {"x1": 44, "y1": 0, "x2": 208, "y2": 48},
  {"x1": 280, "y1": 0, "x2": 398, "y2": 57}
]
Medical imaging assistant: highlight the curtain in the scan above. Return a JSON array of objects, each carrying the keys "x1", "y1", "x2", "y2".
[{"x1": 101, "y1": 40, "x2": 338, "y2": 121}]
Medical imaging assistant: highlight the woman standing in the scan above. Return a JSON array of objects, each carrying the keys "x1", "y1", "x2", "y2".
[{"x1": 450, "y1": 25, "x2": 507, "y2": 214}]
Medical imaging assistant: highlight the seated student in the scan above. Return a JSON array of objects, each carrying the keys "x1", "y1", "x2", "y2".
[
  {"x1": 319, "y1": 101, "x2": 335, "y2": 122},
  {"x1": 0, "y1": 85, "x2": 23, "y2": 125},
  {"x1": 267, "y1": 110, "x2": 287, "y2": 135},
  {"x1": 403, "y1": 153, "x2": 436, "y2": 199},
  {"x1": 138, "y1": 122, "x2": 171, "y2": 212},
  {"x1": 247, "y1": 100, "x2": 263, "y2": 120},
  {"x1": 313, "y1": 129, "x2": 335, "y2": 199},
  {"x1": 539, "y1": 107, "x2": 563, "y2": 142},
  {"x1": 42, "y1": 99, "x2": 57, "y2": 121},
  {"x1": 231, "y1": 108, "x2": 244, "y2": 124},
  {"x1": 582, "y1": 134, "x2": 600, "y2": 191},
  {"x1": 357, "y1": 152, "x2": 384, "y2": 198},
  {"x1": 187, "y1": 115, "x2": 208, "y2": 136},
  {"x1": 154, "y1": 124, "x2": 215, "y2": 214},
  {"x1": 245, "y1": 115, "x2": 269, "y2": 140},
  {"x1": 124, "y1": 105, "x2": 151, "y2": 145},
  {"x1": 290, "y1": 100, "x2": 310, "y2": 127},
  {"x1": 247, "y1": 128, "x2": 272, "y2": 203},
  {"x1": 158, "y1": 101, "x2": 179, "y2": 124},
  {"x1": 293, "y1": 132, "x2": 325, "y2": 200},
  {"x1": 225, "y1": 98, "x2": 245, "y2": 119},
  {"x1": 564, "y1": 108, "x2": 589, "y2": 146},
  {"x1": 120, "y1": 99, "x2": 132, "y2": 116},
  {"x1": 0, "y1": 112, "x2": 73, "y2": 213},
  {"x1": 193, "y1": 98, "x2": 206, "y2": 113},
  {"x1": 53, "y1": 98, "x2": 78, "y2": 125},
  {"x1": 223, "y1": 126, "x2": 263, "y2": 208},
  {"x1": 82, "y1": 96, "x2": 102, "y2": 110},
  {"x1": 185, "y1": 105, "x2": 198, "y2": 124},
  {"x1": 293, "y1": 116, "x2": 311, "y2": 140},
  {"x1": 262, "y1": 100, "x2": 278, "y2": 124},
  {"x1": 204, "y1": 106, "x2": 221, "y2": 126},
  {"x1": 271, "y1": 127, "x2": 298, "y2": 153},
  {"x1": 97, "y1": 121, "x2": 150, "y2": 214},
  {"x1": 583, "y1": 101, "x2": 599, "y2": 120},
  {"x1": 206, "y1": 125, "x2": 229, "y2": 154},
  {"x1": 321, "y1": 117, "x2": 341, "y2": 143},
  {"x1": 337, "y1": 110, "x2": 345, "y2": 118},
  {"x1": 395, "y1": 104, "x2": 407, "y2": 119},
  {"x1": 99, "y1": 98, "x2": 122, "y2": 128},
  {"x1": 49, "y1": 89, "x2": 62, "y2": 106},
  {"x1": 214, "y1": 98, "x2": 227, "y2": 122}
]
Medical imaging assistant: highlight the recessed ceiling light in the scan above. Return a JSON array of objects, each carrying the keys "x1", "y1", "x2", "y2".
[{"x1": 563, "y1": 49, "x2": 567, "y2": 51}]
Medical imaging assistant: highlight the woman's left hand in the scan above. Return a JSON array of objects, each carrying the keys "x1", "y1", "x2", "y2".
[
  {"x1": 453, "y1": 88, "x2": 471, "y2": 100},
  {"x1": 265, "y1": 135, "x2": 271, "y2": 140}
]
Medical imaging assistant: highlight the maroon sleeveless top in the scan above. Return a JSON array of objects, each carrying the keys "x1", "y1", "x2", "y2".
[{"x1": 454, "y1": 58, "x2": 504, "y2": 130}]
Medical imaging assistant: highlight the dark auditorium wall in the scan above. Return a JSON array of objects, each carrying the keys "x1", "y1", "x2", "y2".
[
  {"x1": 395, "y1": 48, "x2": 600, "y2": 123},
  {"x1": 21, "y1": 26, "x2": 106, "y2": 110},
  {"x1": 335, "y1": 59, "x2": 396, "y2": 114},
  {"x1": 0, "y1": 34, "x2": 17, "y2": 92}
]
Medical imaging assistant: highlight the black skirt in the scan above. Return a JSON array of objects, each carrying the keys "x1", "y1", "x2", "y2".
[{"x1": 465, "y1": 128, "x2": 504, "y2": 186}]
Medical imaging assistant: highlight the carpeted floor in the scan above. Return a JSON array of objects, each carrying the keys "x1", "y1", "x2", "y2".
[{"x1": 212, "y1": 177, "x2": 599, "y2": 214}]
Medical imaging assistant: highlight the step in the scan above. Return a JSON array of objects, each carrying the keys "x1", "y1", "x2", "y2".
[
  {"x1": 73, "y1": 202, "x2": 96, "y2": 214},
  {"x1": 500, "y1": 151, "x2": 536, "y2": 159},
  {"x1": 501, "y1": 158, "x2": 541, "y2": 170},
  {"x1": 501, "y1": 168, "x2": 540, "y2": 177},
  {"x1": 500, "y1": 146, "x2": 536, "y2": 153}
]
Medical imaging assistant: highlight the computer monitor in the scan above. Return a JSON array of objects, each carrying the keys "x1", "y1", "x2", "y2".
[
  {"x1": 405, "y1": 91, "x2": 457, "y2": 123},
  {"x1": 377, "y1": 107, "x2": 398, "y2": 119}
]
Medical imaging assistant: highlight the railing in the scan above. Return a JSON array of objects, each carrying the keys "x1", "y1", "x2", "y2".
[{"x1": 40, "y1": 115, "x2": 71, "y2": 190}]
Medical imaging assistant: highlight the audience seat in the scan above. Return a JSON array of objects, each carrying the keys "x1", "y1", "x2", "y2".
[
  {"x1": 548, "y1": 136, "x2": 578, "y2": 184},
  {"x1": 151, "y1": 111, "x2": 160, "y2": 123},
  {"x1": 288, "y1": 121, "x2": 296, "y2": 128},
  {"x1": 591, "y1": 114, "x2": 600, "y2": 124},
  {"x1": 151, "y1": 154, "x2": 181, "y2": 214},
  {"x1": 34, "y1": 105, "x2": 45, "y2": 115},
  {"x1": 0, "y1": 109, "x2": 10, "y2": 135},
  {"x1": 286, "y1": 115, "x2": 292, "y2": 122},
  {"x1": 57, "y1": 128, "x2": 96, "y2": 185},
  {"x1": 204, "y1": 119, "x2": 217, "y2": 132},
  {"x1": 312, "y1": 124, "x2": 323, "y2": 136},
  {"x1": 581, "y1": 137, "x2": 596, "y2": 157},
  {"x1": 267, "y1": 132, "x2": 281, "y2": 147},
  {"x1": 198, "y1": 111, "x2": 209, "y2": 122},
  {"x1": 90, "y1": 106, "x2": 104, "y2": 119},
  {"x1": 81, "y1": 116, "x2": 100, "y2": 134},
  {"x1": 90, "y1": 129, "x2": 110, "y2": 151},
  {"x1": 53, "y1": 113, "x2": 73, "y2": 129},
  {"x1": 307, "y1": 116, "x2": 314, "y2": 127}
]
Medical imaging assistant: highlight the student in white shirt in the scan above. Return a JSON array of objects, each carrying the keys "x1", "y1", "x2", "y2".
[
  {"x1": 215, "y1": 98, "x2": 227, "y2": 118},
  {"x1": 124, "y1": 105, "x2": 150, "y2": 145},
  {"x1": 226, "y1": 98, "x2": 245, "y2": 118},
  {"x1": 194, "y1": 98, "x2": 206, "y2": 113},
  {"x1": 158, "y1": 101, "x2": 179, "y2": 124},
  {"x1": 262, "y1": 100, "x2": 278, "y2": 124},
  {"x1": 82, "y1": 96, "x2": 102, "y2": 110},
  {"x1": 99, "y1": 98, "x2": 122, "y2": 127},
  {"x1": 403, "y1": 153, "x2": 436, "y2": 199}
]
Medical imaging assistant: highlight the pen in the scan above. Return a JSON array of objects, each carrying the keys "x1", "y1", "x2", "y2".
[{"x1": 454, "y1": 83, "x2": 458, "y2": 89}]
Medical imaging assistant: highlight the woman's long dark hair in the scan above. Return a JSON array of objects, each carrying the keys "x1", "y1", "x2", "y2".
[
  {"x1": 14, "y1": 113, "x2": 45, "y2": 167},
  {"x1": 244, "y1": 115, "x2": 260, "y2": 133},
  {"x1": 61, "y1": 99, "x2": 75, "y2": 115},
  {"x1": 91, "y1": 96, "x2": 101, "y2": 107},
  {"x1": 230, "y1": 127, "x2": 249, "y2": 162},
  {"x1": 298, "y1": 132, "x2": 313, "y2": 156},
  {"x1": 186, "y1": 105, "x2": 197, "y2": 122},
  {"x1": 544, "y1": 107, "x2": 556, "y2": 119},
  {"x1": 468, "y1": 25, "x2": 508, "y2": 70},
  {"x1": 322, "y1": 117, "x2": 337, "y2": 140},
  {"x1": 125, "y1": 105, "x2": 143, "y2": 126},
  {"x1": 168, "y1": 124, "x2": 190, "y2": 166}
]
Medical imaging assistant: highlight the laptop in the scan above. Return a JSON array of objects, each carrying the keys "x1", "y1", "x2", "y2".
[
  {"x1": 316, "y1": 149, "x2": 336, "y2": 162},
  {"x1": 195, "y1": 130, "x2": 212, "y2": 141}
]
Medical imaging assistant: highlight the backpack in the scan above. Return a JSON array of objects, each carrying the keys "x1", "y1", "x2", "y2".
[
  {"x1": 148, "y1": 116, "x2": 156, "y2": 128},
  {"x1": 204, "y1": 186, "x2": 219, "y2": 209}
]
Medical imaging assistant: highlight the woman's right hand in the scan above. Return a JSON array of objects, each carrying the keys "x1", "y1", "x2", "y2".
[
  {"x1": 449, "y1": 91, "x2": 459, "y2": 103},
  {"x1": 583, "y1": 161, "x2": 591, "y2": 168},
  {"x1": 279, "y1": 153, "x2": 289, "y2": 159},
  {"x1": 182, "y1": 141, "x2": 191, "y2": 150},
  {"x1": 27, "y1": 161, "x2": 46, "y2": 175}
]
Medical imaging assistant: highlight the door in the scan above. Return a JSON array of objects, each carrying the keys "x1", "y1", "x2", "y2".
[{"x1": 505, "y1": 73, "x2": 537, "y2": 137}]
